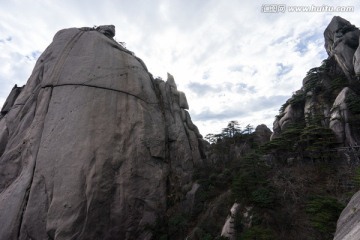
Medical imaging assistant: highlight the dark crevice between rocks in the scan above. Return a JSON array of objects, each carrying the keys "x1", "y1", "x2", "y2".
[
  {"x1": 0, "y1": 126, "x2": 9, "y2": 158},
  {"x1": 30, "y1": 85, "x2": 44, "y2": 121},
  {"x1": 183, "y1": 124, "x2": 194, "y2": 152},
  {"x1": 109, "y1": 41, "x2": 135, "y2": 56},
  {"x1": 197, "y1": 139, "x2": 207, "y2": 160},
  {"x1": 11, "y1": 103, "x2": 25, "y2": 108},
  {"x1": 152, "y1": 78, "x2": 168, "y2": 141},
  {"x1": 17, "y1": 86, "x2": 54, "y2": 239},
  {"x1": 152, "y1": 78, "x2": 182, "y2": 221},
  {"x1": 15, "y1": 156, "x2": 30, "y2": 237}
]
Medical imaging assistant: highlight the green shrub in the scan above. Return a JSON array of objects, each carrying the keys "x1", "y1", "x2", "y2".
[
  {"x1": 346, "y1": 94, "x2": 360, "y2": 114},
  {"x1": 299, "y1": 123, "x2": 338, "y2": 161},
  {"x1": 306, "y1": 196, "x2": 344, "y2": 237},
  {"x1": 215, "y1": 236, "x2": 230, "y2": 240},
  {"x1": 168, "y1": 214, "x2": 189, "y2": 237},
  {"x1": 354, "y1": 166, "x2": 360, "y2": 189},
  {"x1": 201, "y1": 233, "x2": 213, "y2": 240},
  {"x1": 330, "y1": 77, "x2": 348, "y2": 92},
  {"x1": 239, "y1": 226, "x2": 276, "y2": 240},
  {"x1": 251, "y1": 187, "x2": 276, "y2": 208},
  {"x1": 232, "y1": 161, "x2": 269, "y2": 202}
]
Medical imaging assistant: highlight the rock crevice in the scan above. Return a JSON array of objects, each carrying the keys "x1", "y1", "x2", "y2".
[{"x1": 41, "y1": 83, "x2": 159, "y2": 104}]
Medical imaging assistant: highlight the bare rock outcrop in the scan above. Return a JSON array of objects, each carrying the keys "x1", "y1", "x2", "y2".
[
  {"x1": 329, "y1": 87, "x2": 360, "y2": 146},
  {"x1": 254, "y1": 124, "x2": 272, "y2": 145},
  {"x1": 0, "y1": 25, "x2": 205, "y2": 240},
  {"x1": 220, "y1": 203, "x2": 240, "y2": 240},
  {"x1": 0, "y1": 84, "x2": 23, "y2": 116},
  {"x1": 324, "y1": 16, "x2": 360, "y2": 78},
  {"x1": 270, "y1": 99, "x2": 304, "y2": 140},
  {"x1": 334, "y1": 191, "x2": 360, "y2": 240}
]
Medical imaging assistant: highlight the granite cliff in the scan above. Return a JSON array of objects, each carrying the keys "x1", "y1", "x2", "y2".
[{"x1": 0, "y1": 25, "x2": 206, "y2": 240}]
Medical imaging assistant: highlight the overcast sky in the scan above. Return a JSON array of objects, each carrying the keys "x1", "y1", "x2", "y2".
[{"x1": 1, "y1": 0, "x2": 360, "y2": 136}]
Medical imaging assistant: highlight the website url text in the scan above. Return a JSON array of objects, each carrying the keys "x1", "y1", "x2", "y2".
[{"x1": 261, "y1": 5, "x2": 354, "y2": 13}]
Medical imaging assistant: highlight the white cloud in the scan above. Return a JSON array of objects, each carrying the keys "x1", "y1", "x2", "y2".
[{"x1": 0, "y1": 0, "x2": 360, "y2": 135}]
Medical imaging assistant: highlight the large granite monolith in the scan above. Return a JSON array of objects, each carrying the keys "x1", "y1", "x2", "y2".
[{"x1": 0, "y1": 25, "x2": 205, "y2": 240}]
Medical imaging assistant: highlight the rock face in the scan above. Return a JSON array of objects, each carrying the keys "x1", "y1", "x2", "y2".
[
  {"x1": 254, "y1": 124, "x2": 272, "y2": 145},
  {"x1": 271, "y1": 102, "x2": 304, "y2": 140},
  {"x1": 0, "y1": 84, "x2": 23, "y2": 116},
  {"x1": 324, "y1": 16, "x2": 360, "y2": 78},
  {"x1": 221, "y1": 203, "x2": 239, "y2": 240},
  {"x1": 334, "y1": 191, "x2": 360, "y2": 240},
  {"x1": 329, "y1": 87, "x2": 360, "y2": 146},
  {"x1": 0, "y1": 26, "x2": 205, "y2": 240}
]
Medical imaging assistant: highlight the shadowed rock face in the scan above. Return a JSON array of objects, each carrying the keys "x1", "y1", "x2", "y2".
[
  {"x1": 335, "y1": 191, "x2": 360, "y2": 240},
  {"x1": 0, "y1": 26, "x2": 205, "y2": 240},
  {"x1": 0, "y1": 84, "x2": 23, "y2": 116},
  {"x1": 270, "y1": 99, "x2": 304, "y2": 141},
  {"x1": 254, "y1": 124, "x2": 272, "y2": 145},
  {"x1": 329, "y1": 87, "x2": 360, "y2": 146},
  {"x1": 324, "y1": 16, "x2": 360, "y2": 78}
]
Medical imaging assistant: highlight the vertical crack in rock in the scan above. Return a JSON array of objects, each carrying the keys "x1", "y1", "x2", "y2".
[
  {"x1": 17, "y1": 86, "x2": 54, "y2": 239},
  {"x1": 52, "y1": 31, "x2": 85, "y2": 85}
]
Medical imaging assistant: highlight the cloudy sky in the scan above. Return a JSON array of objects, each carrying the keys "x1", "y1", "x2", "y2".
[{"x1": 1, "y1": 0, "x2": 360, "y2": 136}]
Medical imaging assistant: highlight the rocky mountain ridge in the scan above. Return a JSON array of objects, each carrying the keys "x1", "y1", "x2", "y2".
[
  {"x1": 269, "y1": 16, "x2": 360, "y2": 240},
  {"x1": 272, "y1": 17, "x2": 360, "y2": 148}
]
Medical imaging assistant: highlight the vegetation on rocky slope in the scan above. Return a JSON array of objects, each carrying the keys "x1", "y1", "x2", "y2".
[
  {"x1": 186, "y1": 120, "x2": 354, "y2": 240},
  {"x1": 159, "y1": 57, "x2": 360, "y2": 240},
  {"x1": 148, "y1": 52, "x2": 360, "y2": 240},
  {"x1": 151, "y1": 16, "x2": 360, "y2": 239}
]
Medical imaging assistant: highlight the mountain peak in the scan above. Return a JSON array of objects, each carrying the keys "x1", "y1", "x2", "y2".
[{"x1": 324, "y1": 16, "x2": 359, "y2": 78}]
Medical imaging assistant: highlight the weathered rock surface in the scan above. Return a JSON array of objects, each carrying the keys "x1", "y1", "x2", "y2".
[
  {"x1": 354, "y1": 41, "x2": 360, "y2": 77},
  {"x1": 324, "y1": 16, "x2": 360, "y2": 78},
  {"x1": 182, "y1": 182, "x2": 201, "y2": 216},
  {"x1": 0, "y1": 84, "x2": 23, "y2": 116},
  {"x1": 221, "y1": 203, "x2": 239, "y2": 240},
  {"x1": 0, "y1": 25, "x2": 205, "y2": 240},
  {"x1": 329, "y1": 87, "x2": 360, "y2": 146},
  {"x1": 187, "y1": 191, "x2": 232, "y2": 239},
  {"x1": 334, "y1": 190, "x2": 360, "y2": 240},
  {"x1": 270, "y1": 102, "x2": 304, "y2": 140},
  {"x1": 254, "y1": 124, "x2": 272, "y2": 145}
]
